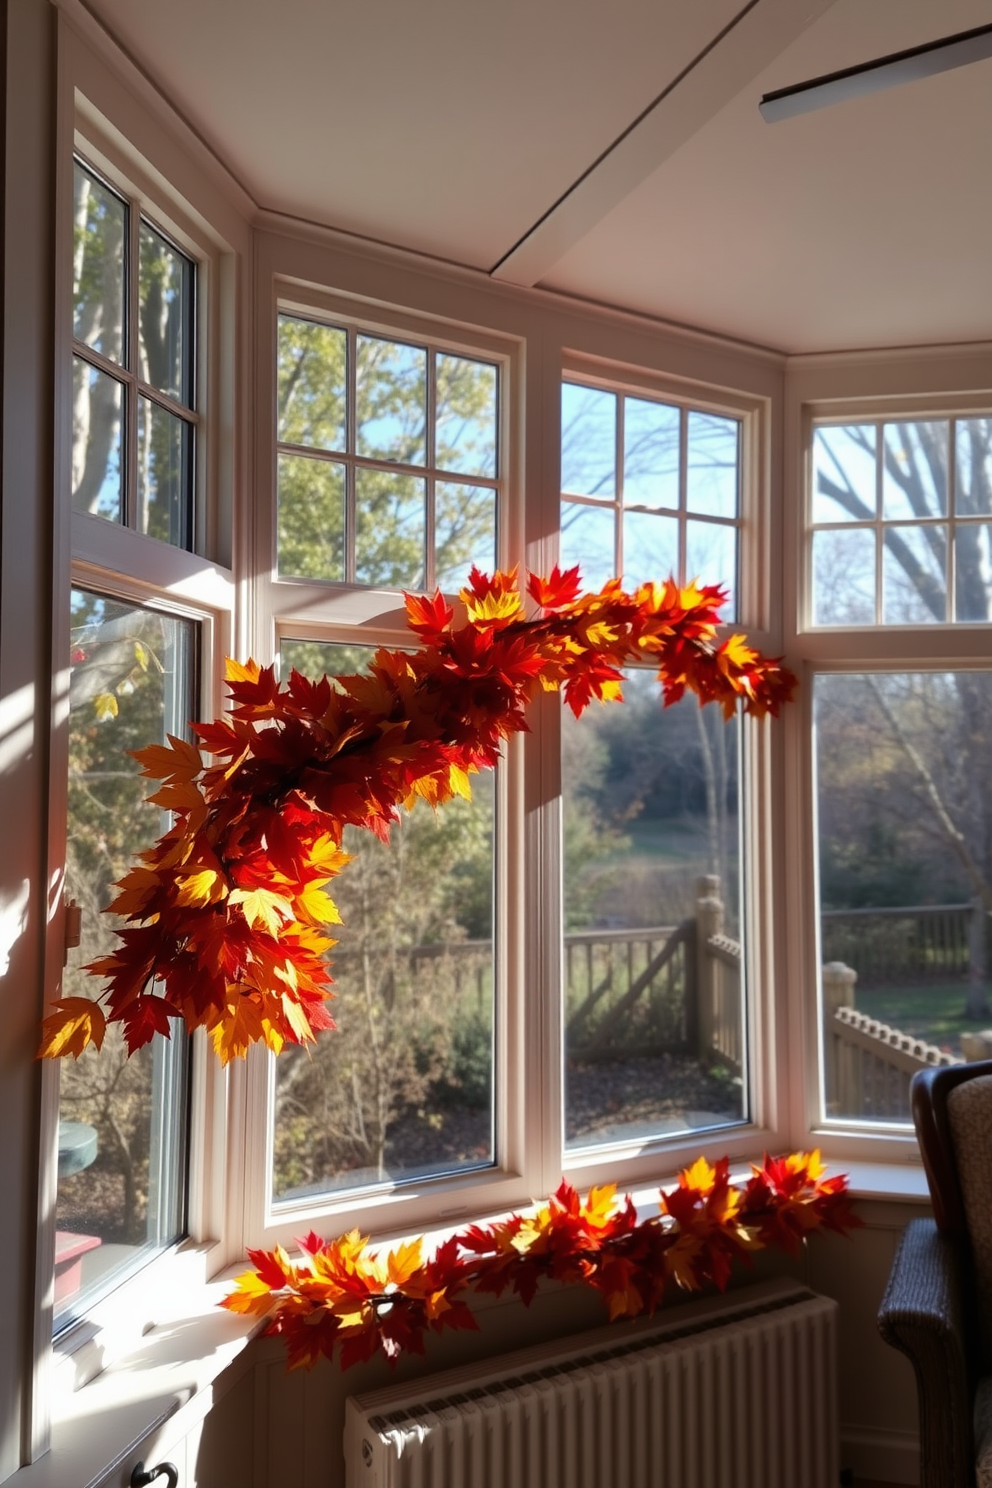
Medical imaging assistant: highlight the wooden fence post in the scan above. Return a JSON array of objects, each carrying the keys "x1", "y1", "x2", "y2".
[
  {"x1": 822, "y1": 961, "x2": 857, "y2": 1114},
  {"x1": 695, "y1": 875, "x2": 723, "y2": 1063},
  {"x1": 967, "y1": 897, "x2": 991, "y2": 1020}
]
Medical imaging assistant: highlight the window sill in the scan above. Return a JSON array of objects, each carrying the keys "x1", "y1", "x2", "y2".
[{"x1": 13, "y1": 1264, "x2": 262, "y2": 1488}]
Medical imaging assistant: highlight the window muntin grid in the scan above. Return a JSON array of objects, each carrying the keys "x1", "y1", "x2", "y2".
[
  {"x1": 810, "y1": 417, "x2": 992, "y2": 626},
  {"x1": 71, "y1": 159, "x2": 197, "y2": 549},
  {"x1": 276, "y1": 313, "x2": 500, "y2": 591},
  {"x1": 560, "y1": 381, "x2": 742, "y2": 618}
]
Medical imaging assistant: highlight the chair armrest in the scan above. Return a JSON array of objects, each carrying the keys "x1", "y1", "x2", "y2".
[{"x1": 878, "y1": 1216, "x2": 975, "y2": 1488}]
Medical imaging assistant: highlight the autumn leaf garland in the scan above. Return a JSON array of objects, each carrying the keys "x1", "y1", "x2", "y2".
[
  {"x1": 221, "y1": 1152, "x2": 858, "y2": 1372},
  {"x1": 39, "y1": 566, "x2": 797, "y2": 1065}
]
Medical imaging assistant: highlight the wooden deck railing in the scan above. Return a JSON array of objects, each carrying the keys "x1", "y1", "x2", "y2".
[
  {"x1": 827, "y1": 1004, "x2": 961, "y2": 1120},
  {"x1": 332, "y1": 880, "x2": 745, "y2": 1074},
  {"x1": 820, "y1": 902, "x2": 980, "y2": 986}
]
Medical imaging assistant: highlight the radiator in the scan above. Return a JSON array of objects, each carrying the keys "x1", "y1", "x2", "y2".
[{"x1": 344, "y1": 1276, "x2": 837, "y2": 1488}]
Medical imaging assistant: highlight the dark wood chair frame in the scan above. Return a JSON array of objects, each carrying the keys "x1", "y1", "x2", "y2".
[{"x1": 878, "y1": 1059, "x2": 992, "y2": 1488}]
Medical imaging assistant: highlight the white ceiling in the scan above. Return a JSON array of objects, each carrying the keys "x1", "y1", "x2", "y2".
[{"x1": 84, "y1": 0, "x2": 992, "y2": 355}]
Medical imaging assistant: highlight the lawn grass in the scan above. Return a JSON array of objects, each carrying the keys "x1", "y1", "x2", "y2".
[{"x1": 854, "y1": 981, "x2": 991, "y2": 1056}]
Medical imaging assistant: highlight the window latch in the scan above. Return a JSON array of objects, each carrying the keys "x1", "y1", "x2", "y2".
[{"x1": 63, "y1": 897, "x2": 82, "y2": 965}]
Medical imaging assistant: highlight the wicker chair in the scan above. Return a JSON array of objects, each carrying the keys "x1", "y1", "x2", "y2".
[{"x1": 878, "y1": 1060, "x2": 992, "y2": 1488}]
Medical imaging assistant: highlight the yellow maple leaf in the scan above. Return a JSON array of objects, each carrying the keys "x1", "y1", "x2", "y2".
[
  {"x1": 681, "y1": 1154, "x2": 717, "y2": 1194},
  {"x1": 582, "y1": 1183, "x2": 619, "y2": 1229},
  {"x1": 307, "y1": 835, "x2": 353, "y2": 877},
  {"x1": 209, "y1": 995, "x2": 269, "y2": 1064},
  {"x1": 38, "y1": 998, "x2": 107, "y2": 1060},
  {"x1": 280, "y1": 993, "x2": 317, "y2": 1046},
  {"x1": 461, "y1": 589, "x2": 523, "y2": 625},
  {"x1": 294, "y1": 881, "x2": 341, "y2": 927},
  {"x1": 224, "y1": 657, "x2": 261, "y2": 685},
  {"x1": 229, "y1": 886, "x2": 294, "y2": 935},
  {"x1": 219, "y1": 1269, "x2": 279, "y2": 1317},
  {"x1": 176, "y1": 867, "x2": 228, "y2": 907},
  {"x1": 448, "y1": 763, "x2": 473, "y2": 800},
  {"x1": 386, "y1": 1238, "x2": 424, "y2": 1287},
  {"x1": 719, "y1": 633, "x2": 758, "y2": 670}
]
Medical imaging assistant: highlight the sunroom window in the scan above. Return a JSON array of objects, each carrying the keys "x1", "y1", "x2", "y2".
[
  {"x1": 561, "y1": 380, "x2": 741, "y2": 617},
  {"x1": 560, "y1": 380, "x2": 748, "y2": 1156},
  {"x1": 814, "y1": 668, "x2": 992, "y2": 1124},
  {"x1": 276, "y1": 313, "x2": 499, "y2": 590},
  {"x1": 72, "y1": 159, "x2": 196, "y2": 548},
  {"x1": 269, "y1": 640, "x2": 496, "y2": 1205},
  {"x1": 808, "y1": 414, "x2": 992, "y2": 1127},
  {"x1": 810, "y1": 416, "x2": 992, "y2": 626},
  {"x1": 55, "y1": 591, "x2": 196, "y2": 1327}
]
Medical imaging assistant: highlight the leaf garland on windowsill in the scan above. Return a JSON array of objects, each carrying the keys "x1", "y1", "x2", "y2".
[
  {"x1": 39, "y1": 566, "x2": 796, "y2": 1065},
  {"x1": 220, "y1": 1152, "x2": 859, "y2": 1372}
]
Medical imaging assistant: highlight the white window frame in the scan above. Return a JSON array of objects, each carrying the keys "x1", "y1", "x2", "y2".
[
  {"x1": 28, "y1": 29, "x2": 245, "y2": 1454},
  {"x1": 554, "y1": 352, "x2": 785, "y2": 1197},
  {"x1": 782, "y1": 362, "x2": 992, "y2": 1169},
  {"x1": 244, "y1": 276, "x2": 544, "y2": 1249},
  {"x1": 240, "y1": 293, "x2": 791, "y2": 1250}
]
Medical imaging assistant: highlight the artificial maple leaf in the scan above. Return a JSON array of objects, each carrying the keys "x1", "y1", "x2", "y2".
[
  {"x1": 228, "y1": 886, "x2": 294, "y2": 935},
  {"x1": 133, "y1": 738, "x2": 202, "y2": 783},
  {"x1": 37, "y1": 998, "x2": 107, "y2": 1059},
  {"x1": 293, "y1": 881, "x2": 342, "y2": 927},
  {"x1": 175, "y1": 867, "x2": 228, "y2": 907},
  {"x1": 527, "y1": 564, "x2": 583, "y2": 611},
  {"x1": 404, "y1": 589, "x2": 454, "y2": 641},
  {"x1": 120, "y1": 994, "x2": 175, "y2": 1052},
  {"x1": 221, "y1": 1268, "x2": 281, "y2": 1317},
  {"x1": 460, "y1": 566, "x2": 523, "y2": 627}
]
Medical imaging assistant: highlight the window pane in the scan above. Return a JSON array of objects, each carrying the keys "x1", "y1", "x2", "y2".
[
  {"x1": 355, "y1": 469, "x2": 425, "y2": 587},
  {"x1": 622, "y1": 510, "x2": 678, "y2": 590},
  {"x1": 137, "y1": 396, "x2": 191, "y2": 547},
  {"x1": 956, "y1": 418, "x2": 992, "y2": 518},
  {"x1": 271, "y1": 642, "x2": 495, "y2": 1203},
  {"x1": 72, "y1": 357, "x2": 124, "y2": 523},
  {"x1": 686, "y1": 412, "x2": 738, "y2": 520},
  {"x1": 72, "y1": 163, "x2": 125, "y2": 364},
  {"x1": 561, "y1": 383, "x2": 616, "y2": 498},
  {"x1": 955, "y1": 523, "x2": 992, "y2": 622},
  {"x1": 435, "y1": 480, "x2": 496, "y2": 591},
  {"x1": 277, "y1": 314, "x2": 347, "y2": 452},
  {"x1": 356, "y1": 335, "x2": 427, "y2": 465},
  {"x1": 435, "y1": 354, "x2": 497, "y2": 478},
  {"x1": 277, "y1": 453, "x2": 345, "y2": 581},
  {"x1": 56, "y1": 592, "x2": 195, "y2": 1327},
  {"x1": 812, "y1": 527, "x2": 875, "y2": 626},
  {"x1": 686, "y1": 519, "x2": 737, "y2": 617},
  {"x1": 563, "y1": 676, "x2": 746, "y2": 1152},
  {"x1": 812, "y1": 425, "x2": 876, "y2": 524},
  {"x1": 882, "y1": 421, "x2": 948, "y2": 520},
  {"x1": 561, "y1": 502, "x2": 616, "y2": 591},
  {"x1": 814, "y1": 672, "x2": 992, "y2": 1125},
  {"x1": 138, "y1": 222, "x2": 193, "y2": 406},
  {"x1": 623, "y1": 397, "x2": 679, "y2": 509},
  {"x1": 882, "y1": 524, "x2": 946, "y2": 624}
]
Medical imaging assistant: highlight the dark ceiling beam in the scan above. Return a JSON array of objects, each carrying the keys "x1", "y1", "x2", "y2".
[{"x1": 760, "y1": 21, "x2": 992, "y2": 123}]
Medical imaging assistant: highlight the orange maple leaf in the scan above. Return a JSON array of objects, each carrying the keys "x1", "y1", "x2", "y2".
[{"x1": 38, "y1": 997, "x2": 107, "y2": 1059}]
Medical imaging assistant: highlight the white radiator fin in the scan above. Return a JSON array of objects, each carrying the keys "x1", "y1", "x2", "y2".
[{"x1": 344, "y1": 1278, "x2": 837, "y2": 1488}]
